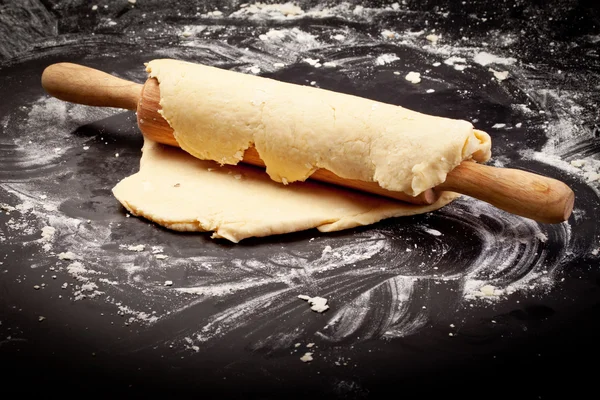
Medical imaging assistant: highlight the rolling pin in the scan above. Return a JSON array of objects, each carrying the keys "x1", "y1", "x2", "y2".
[{"x1": 41, "y1": 62, "x2": 575, "y2": 224}]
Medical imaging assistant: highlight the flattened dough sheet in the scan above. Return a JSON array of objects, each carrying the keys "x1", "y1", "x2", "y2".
[{"x1": 112, "y1": 140, "x2": 460, "y2": 243}]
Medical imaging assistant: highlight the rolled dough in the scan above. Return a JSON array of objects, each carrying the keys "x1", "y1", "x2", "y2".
[
  {"x1": 112, "y1": 140, "x2": 460, "y2": 243},
  {"x1": 112, "y1": 59, "x2": 492, "y2": 242},
  {"x1": 146, "y1": 59, "x2": 491, "y2": 196}
]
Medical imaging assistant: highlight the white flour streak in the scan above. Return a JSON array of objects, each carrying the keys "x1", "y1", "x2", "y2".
[
  {"x1": 259, "y1": 28, "x2": 320, "y2": 50},
  {"x1": 423, "y1": 228, "x2": 442, "y2": 236},
  {"x1": 473, "y1": 51, "x2": 517, "y2": 66},
  {"x1": 194, "y1": 288, "x2": 291, "y2": 343},
  {"x1": 318, "y1": 275, "x2": 419, "y2": 342},
  {"x1": 518, "y1": 88, "x2": 600, "y2": 200},
  {"x1": 228, "y1": 2, "x2": 404, "y2": 22},
  {"x1": 175, "y1": 279, "x2": 267, "y2": 296},
  {"x1": 229, "y1": 2, "x2": 305, "y2": 20},
  {"x1": 375, "y1": 54, "x2": 400, "y2": 65},
  {"x1": 456, "y1": 198, "x2": 573, "y2": 303}
]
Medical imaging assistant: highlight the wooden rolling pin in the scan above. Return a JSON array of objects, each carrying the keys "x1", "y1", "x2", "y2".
[{"x1": 41, "y1": 62, "x2": 575, "y2": 224}]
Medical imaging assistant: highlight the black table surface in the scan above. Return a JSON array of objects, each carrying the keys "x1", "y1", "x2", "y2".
[{"x1": 1, "y1": 1, "x2": 599, "y2": 398}]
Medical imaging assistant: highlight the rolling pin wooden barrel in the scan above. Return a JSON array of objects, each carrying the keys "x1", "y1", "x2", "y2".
[{"x1": 41, "y1": 62, "x2": 575, "y2": 224}]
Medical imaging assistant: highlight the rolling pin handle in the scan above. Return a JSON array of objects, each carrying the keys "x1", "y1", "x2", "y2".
[
  {"x1": 41, "y1": 62, "x2": 142, "y2": 111},
  {"x1": 438, "y1": 162, "x2": 574, "y2": 223}
]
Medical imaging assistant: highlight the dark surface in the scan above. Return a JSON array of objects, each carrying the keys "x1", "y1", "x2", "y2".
[{"x1": 1, "y1": 1, "x2": 600, "y2": 398}]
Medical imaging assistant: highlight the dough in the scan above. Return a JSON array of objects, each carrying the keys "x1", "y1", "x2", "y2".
[
  {"x1": 146, "y1": 59, "x2": 491, "y2": 196},
  {"x1": 113, "y1": 59, "x2": 492, "y2": 242},
  {"x1": 112, "y1": 140, "x2": 460, "y2": 243}
]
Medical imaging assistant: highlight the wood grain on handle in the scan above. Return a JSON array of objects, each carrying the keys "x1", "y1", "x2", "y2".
[
  {"x1": 41, "y1": 62, "x2": 142, "y2": 110},
  {"x1": 437, "y1": 162, "x2": 574, "y2": 224}
]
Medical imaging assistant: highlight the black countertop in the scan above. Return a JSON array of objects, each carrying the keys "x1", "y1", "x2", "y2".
[{"x1": 1, "y1": 1, "x2": 599, "y2": 398}]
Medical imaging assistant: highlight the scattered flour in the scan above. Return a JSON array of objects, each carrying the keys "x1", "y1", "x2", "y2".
[
  {"x1": 229, "y1": 2, "x2": 305, "y2": 20},
  {"x1": 423, "y1": 228, "x2": 442, "y2": 236},
  {"x1": 489, "y1": 68, "x2": 509, "y2": 81},
  {"x1": 465, "y1": 284, "x2": 505, "y2": 300},
  {"x1": 259, "y1": 27, "x2": 320, "y2": 50},
  {"x1": 473, "y1": 51, "x2": 517, "y2": 66},
  {"x1": 0, "y1": 203, "x2": 16, "y2": 212},
  {"x1": 381, "y1": 29, "x2": 398, "y2": 39},
  {"x1": 375, "y1": 54, "x2": 400, "y2": 65},
  {"x1": 426, "y1": 34, "x2": 440, "y2": 43},
  {"x1": 176, "y1": 280, "x2": 265, "y2": 296},
  {"x1": 443, "y1": 56, "x2": 468, "y2": 71},
  {"x1": 303, "y1": 57, "x2": 321, "y2": 67},
  {"x1": 405, "y1": 71, "x2": 421, "y2": 84},
  {"x1": 58, "y1": 251, "x2": 78, "y2": 260},
  {"x1": 40, "y1": 226, "x2": 55, "y2": 242},
  {"x1": 298, "y1": 295, "x2": 329, "y2": 313}
]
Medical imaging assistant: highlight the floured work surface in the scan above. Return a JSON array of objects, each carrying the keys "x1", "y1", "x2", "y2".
[{"x1": 1, "y1": 0, "x2": 599, "y2": 396}]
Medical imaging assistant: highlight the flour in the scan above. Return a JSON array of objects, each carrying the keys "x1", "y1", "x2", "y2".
[
  {"x1": 229, "y1": 2, "x2": 305, "y2": 20},
  {"x1": 1, "y1": 203, "x2": 16, "y2": 212},
  {"x1": 65, "y1": 261, "x2": 104, "y2": 300},
  {"x1": 116, "y1": 304, "x2": 159, "y2": 324},
  {"x1": 375, "y1": 54, "x2": 400, "y2": 65},
  {"x1": 473, "y1": 51, "x2": 517, "y2": 66},
  {"x1": 517, "y1": 87, "x2": 600, "y2": 197},
  {"x1": 381, "y1": 29, "x2": 398, "y2": 40},
  {"x1": 303, "y1": 58, "x2": 321, "y2": 67},
  {"x1": 176, "y1": 279, "x2": 266, "y2": 296},
  {"x1": 65, "y1": 261, "x2": 89, "y2": 279},
  {"x1": 423, "y1": 228, "x2": 442, "y2": 236},
  {"x1": 58, "y1": 251, "x2": 78, "y2": 260},
  {"x1": 125, "y1": 244, "x2": 145, "y2": 252},
  {"x1": 443, "y1": 56, "x2": 468, "y2": 71},
  {"x1": 426, "y1": 34, "x2": 440, "y2": 43},
  {"x1": 489, "y1": 68, "x2": 509, "y2": 81},
  {"x1": 40, "y1": 226, "x2": 55, "y2": 242},
  {"x1": 405, "y1": 71, "x2": 421, "y2": 84},
  {"x1": 298, "y1": 295, "x2": 329, "y2": 313},
  {"x1": 259, "y1": 28, "x2": 320, "y2": 50},
  {"x1": 458, "y1": 198, "x2": 573, "y2": 304},
  {"x1": 229, "y1": 2, "x2": 408, "y2": 22},
  {"x1": 464, "y1": 283, "x2": 504, "y2": 300}
]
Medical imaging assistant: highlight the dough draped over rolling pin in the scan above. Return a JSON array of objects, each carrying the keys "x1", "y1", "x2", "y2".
[
  {"x1": 146, "y1": 58, "x2": 491, "y2": 197},
  {"x1": 112, "y1": 59, "x2": 492, "y2": 242}
]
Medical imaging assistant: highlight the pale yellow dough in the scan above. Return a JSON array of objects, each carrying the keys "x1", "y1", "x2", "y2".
[
  {"x1": 112, "y1": 140, "x2": 460, "y2": 243},
  {"x1": 146, "y1": 59, "x2": 491, "y2": 196},
  {"x1": 112, "y1": 59, "x2": 492, "y2": 242}
]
